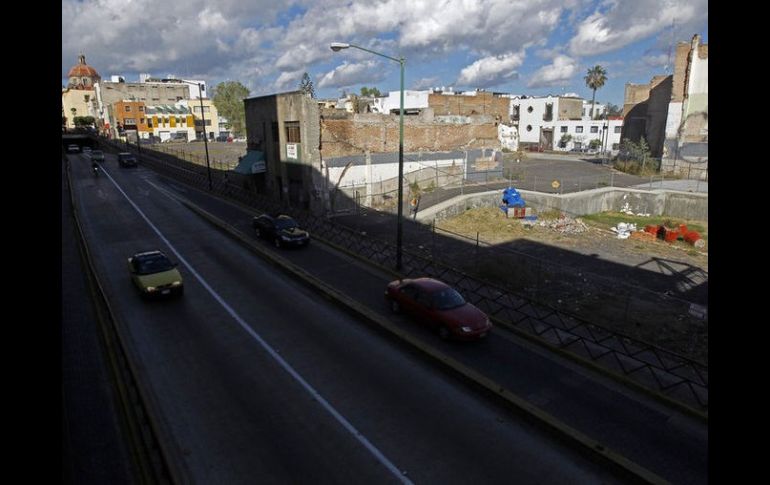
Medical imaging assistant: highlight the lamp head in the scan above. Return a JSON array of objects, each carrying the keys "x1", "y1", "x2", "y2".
[{"x1": 330, "y1": 42, "x2": 350, "y2": 52}]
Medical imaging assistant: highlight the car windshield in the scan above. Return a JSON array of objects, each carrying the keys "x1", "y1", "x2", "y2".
[
  {"x1": 136, "y1": 254, "x2": 174, "y2": 274},
  {"x1": 275, "y1": 218, "x2": 298, "y2": 230},
  {"x1": 92, "y1": 150, "x2": 103, "y2": 156},
  {"x1": 431, "y1": 288, "x2": 466, "y2": 310}
]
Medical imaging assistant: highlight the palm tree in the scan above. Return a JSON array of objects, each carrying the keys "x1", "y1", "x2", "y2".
[{"x1": 584, "y1": 65, "x2": 607, "y2": 120}]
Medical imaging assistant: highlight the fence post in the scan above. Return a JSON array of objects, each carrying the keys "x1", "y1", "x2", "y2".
[{"x1": 432, "y1": 219, "x2": 436, "y2": 258}]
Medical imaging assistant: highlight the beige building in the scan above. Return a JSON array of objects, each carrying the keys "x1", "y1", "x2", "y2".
[{"x1": 62, "y1": 54, "x2": 101, "y2": 129}]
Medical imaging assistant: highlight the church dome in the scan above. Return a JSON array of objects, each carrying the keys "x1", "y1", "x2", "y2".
[{"x1": 67, "y1": 54, "x2": 100, "y2": 89}]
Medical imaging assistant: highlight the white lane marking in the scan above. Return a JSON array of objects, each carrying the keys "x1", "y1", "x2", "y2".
[{"x1": 100, "y1": 169, "x2": 412, "y2": 484}]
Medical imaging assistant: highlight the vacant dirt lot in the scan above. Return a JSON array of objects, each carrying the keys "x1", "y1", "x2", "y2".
[
  {"x1": 147, "y1": 141, "x2": 248, "y2": 169},
  {"x1": 435, "y1": 207, "x2": 708, "y2": 363}
]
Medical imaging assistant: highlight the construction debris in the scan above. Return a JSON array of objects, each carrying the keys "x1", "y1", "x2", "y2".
[
  {"x1": 537, "y1": 214, "x2": 589, "y2": 234},
  {"x1": 611, "y1": 222, "x2": 637, "y2": 239}
]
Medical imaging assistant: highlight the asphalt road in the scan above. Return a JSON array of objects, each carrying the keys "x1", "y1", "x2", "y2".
[{"x1": 66, "y1": 152, "x2": 629, "y2": 484}]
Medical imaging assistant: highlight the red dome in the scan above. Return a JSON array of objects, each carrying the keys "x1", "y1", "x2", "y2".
[{"x1": 67, "y1": 54, "x2": 100, "y2": 80}]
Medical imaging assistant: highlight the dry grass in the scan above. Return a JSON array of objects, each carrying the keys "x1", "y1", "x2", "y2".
[{"x1": 435, "y1": 206, "x2": 708, "y2": 363}]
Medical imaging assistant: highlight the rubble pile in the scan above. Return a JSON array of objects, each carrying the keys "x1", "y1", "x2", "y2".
[{"x1": 537, "y1": 215, "x2": 589, "y2": 234}]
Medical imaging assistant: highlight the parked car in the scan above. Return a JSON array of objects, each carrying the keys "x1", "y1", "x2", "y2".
[
  {"x1": 127, "y1": 250, "x2": 184, "y2": 298},
  {"x1": 215, "y1": 134, "x2": 230, "y2": 142},
  {"x1": 384, "y1": 277, "x2": 492, "y2": 340},
  {"x1": 90, "y1": 150, "x2": 105, "y2": 163},
  {"x1": 252, "y1": 214, "x2": 310, "y2": 248},
  {"x1": 66, "y1": 144, "x2": 80, "y2": 153},
  {"x1": 117, "y1": 152, "x2": 138, "y2": 167}
]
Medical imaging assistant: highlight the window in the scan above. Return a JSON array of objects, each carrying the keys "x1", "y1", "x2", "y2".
[
  {"x1": 560, "y1": 126, "x2": 568, "y2": 133},
  {"x1": 193, "y1": 106, "x2": 210, "y2": 114},
  {"x1": 140, "y1": 118, "x2": 145, "y2": 124},
  {"x1": 526, "y1": 125, "x2": 532, "y2": 132},
  {"x1": 285, "y1": 121, "x2": 301, "y2": 143},
  {"x1": 125, "y1": 106, "x2": 131, "y2": 112},
  {"x1": 614, "y1": 126, "x2": 622, "y2": 133},
  {"x1": 138, "y1": 106, "x2": 144, "y2": 112},
  {"x1": 527, "y1": 106, "x2": 534, "y2": 113},
  {"x1": 147, "y1": 119, "x2": 153, "y2": 128},
  {"x1": 574, "y1": 142, "x2": 582, "y2": 149},
  {"x1": 575, "y1": 126, "x2": 583, "y2": 133},
  {"x1": 124, "y1": 118, "x2": 136, "y2": 125},
  {"x1": 543, "y1": 103, "x2": 553, "y2": 121},
  {"x1": 590, "y1": 126, "x2": 598, "y2": 133}
]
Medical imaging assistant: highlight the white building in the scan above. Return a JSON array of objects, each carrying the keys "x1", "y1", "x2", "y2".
[
  {"x1": 511, "y1": 95, "x2": 623, "y2": 153},
  {"x1": 370, "y1": 90, "x2": 430, "y2": 113}
]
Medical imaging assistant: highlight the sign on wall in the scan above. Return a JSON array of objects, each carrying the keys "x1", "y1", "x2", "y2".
[{"x1": 286, "y1": 143, "x2": 298, "y2": 160}]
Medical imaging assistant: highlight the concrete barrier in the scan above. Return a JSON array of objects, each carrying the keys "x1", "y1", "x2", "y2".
[{"x1": 418, "y1": 186, "x2": 707, "y2": 222}]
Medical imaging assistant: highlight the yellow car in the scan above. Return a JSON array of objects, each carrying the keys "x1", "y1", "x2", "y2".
[{"x1": 128, "y1": 250, "x2": 184, "y2": 298}]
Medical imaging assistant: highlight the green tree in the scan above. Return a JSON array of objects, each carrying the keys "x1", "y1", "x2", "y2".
[
  {"x1": 212, "y1": 81, "x2": 250, "y2": 137},
  {"x1": 605, "y1": 102, "x2": 622, "y2": 117},
  {"x1": 584, "y1": 65, "x2": 607, "y2": 120},
  {"x1": 299, "y1": 72, "x2": 315, "y2": 98},
  {"x1": 74, "y1": 116, "x2": 95, "y2": 127},
  {"x1": 589, "y1": 138, "x2": 602, "y2": 150},
  {"x1": 558, "y1": 133, "x2": 572, "y2": 148},
  {"x1": 360, "y1": 86, "x2": 382, "y2": 97}
]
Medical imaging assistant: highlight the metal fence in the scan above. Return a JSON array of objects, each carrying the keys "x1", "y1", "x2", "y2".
[{"x1": 101, "y1": 137, "x2": 708, "y2": 414}]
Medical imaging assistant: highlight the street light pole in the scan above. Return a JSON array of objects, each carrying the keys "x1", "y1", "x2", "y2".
[
  {"x1": 182, "y1": 80, "x2": 213, "y2": 191},
  {"x1": 331, "y1": 42, "x2": 405, "y2": 270}
]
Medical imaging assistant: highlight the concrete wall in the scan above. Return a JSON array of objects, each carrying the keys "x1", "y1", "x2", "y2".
[{"x1": 418, "y1": 186, "x2": 708, "y2": 222}]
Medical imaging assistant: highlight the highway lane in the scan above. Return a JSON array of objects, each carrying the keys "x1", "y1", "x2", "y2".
[
  {"x1": 68, "y1": 153, "x2": 621, "y2": 484},
  {"x1": 149, "y1": 158, "x2": 708, "y2": 485}
]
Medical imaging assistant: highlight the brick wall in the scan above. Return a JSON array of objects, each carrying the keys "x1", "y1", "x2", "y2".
[
  {"x1": 428, "y1": 92, "x2": 508, "y2": 119},
  {"x1": 321, "y1": 116, "x2": 500, "y2": 158}
]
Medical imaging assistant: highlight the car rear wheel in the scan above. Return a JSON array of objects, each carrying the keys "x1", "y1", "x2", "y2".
[
  {"x1": 390, "y1": 300, "x2": 400, "y2": 313},
  {"x1": 438, "y1": 325, "x2": 451, "y2": 340}
]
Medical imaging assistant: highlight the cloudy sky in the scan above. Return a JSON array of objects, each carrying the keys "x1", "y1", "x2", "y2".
[{"x1": 62, "y1": 0, "x2": 707, "y2": 106}]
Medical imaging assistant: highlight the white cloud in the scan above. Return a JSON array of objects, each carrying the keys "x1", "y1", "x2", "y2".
[
  {"x1": 457, "y1": 51, "x2": 525, "y2": 88},
  {"x1": 317, "y1": 61, "x2": 383, "y2": 88},
  {"x1": 412, "y1": 77, "x2": 441, "y2": 90},
  {"x1": 568, "y1": 0, "x2": 707, "y2": 56},
  {"x1": 62, "y1": 0, "x2": 705, "y2": 103},
  {"x1": 527, "y1": 55, "x2": 579, "y2": 88},
  {"x1": 273, "y1": 70, "x2": 306, "y2": 91}
]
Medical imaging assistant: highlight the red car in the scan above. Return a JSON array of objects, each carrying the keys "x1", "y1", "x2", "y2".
[{"x1": 385, "y1": 278, "x2": 491, "y2": 340}]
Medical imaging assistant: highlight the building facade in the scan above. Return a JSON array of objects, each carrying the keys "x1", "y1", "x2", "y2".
[
  {"x1": 62, "y1": 54, "x2": 101, "y2": 129},
  {"x1": 623, "y1": 34, "x2": 708, "y2": 178}
]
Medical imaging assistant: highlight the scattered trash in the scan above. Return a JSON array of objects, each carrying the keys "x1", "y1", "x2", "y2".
[
  {"x1": 641, "y1": 223, "x2": 706, "y2": 248},
  {"x1": 611, "y1": 222, "x2": 637, "y2": 239}
]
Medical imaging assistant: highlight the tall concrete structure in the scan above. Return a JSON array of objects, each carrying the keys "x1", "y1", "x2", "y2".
[
  {"x1": 623, "y1": 34, "x2": 708, "y2": 178},
  {"x1": 661, "y1": 34, "x2": 708, "y2": 177}
]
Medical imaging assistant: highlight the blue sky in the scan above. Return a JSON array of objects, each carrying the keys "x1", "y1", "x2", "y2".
[{"x1": 62, "y1": 0, "x2": 708, "y2": 107}]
